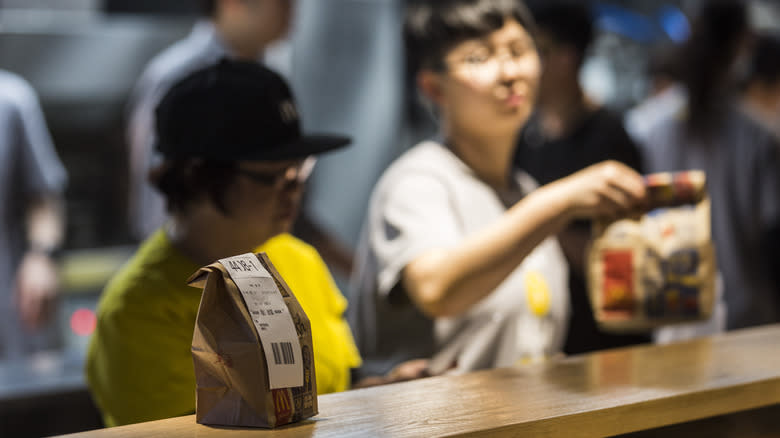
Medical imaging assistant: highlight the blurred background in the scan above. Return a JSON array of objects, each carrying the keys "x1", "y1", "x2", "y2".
[{"x1": 0, "y1": 0, "x2": 777, "y2": 437}]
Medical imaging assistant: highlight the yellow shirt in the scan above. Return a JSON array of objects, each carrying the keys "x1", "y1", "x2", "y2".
[{"x1": 85, "y1": 231, "x2": 361, "y2": 427}]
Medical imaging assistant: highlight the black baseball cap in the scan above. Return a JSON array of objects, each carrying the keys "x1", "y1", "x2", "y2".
[{"x1": 155, "y1": 59, "x2": 350, "y2": 161}]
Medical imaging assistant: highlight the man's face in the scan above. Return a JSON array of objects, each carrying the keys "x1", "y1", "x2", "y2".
[
  {"x1": 534, "y1": 30, "x2": 577, "y2": 103},
  {"x1": 238, "y1": 0, "x2": 295, "y2": 49},
  {"x1": 767, "y1": 80, "x2": 780, "y2": 116},
  {"x1": 431, "y1": 18, "x2": 541, "y2": 138},
  {"x1": 223, "y1": 157, "x2": 312, "y2": 243}
]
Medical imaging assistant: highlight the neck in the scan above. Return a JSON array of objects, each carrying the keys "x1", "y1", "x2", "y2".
[
  {"x1": 743, "y1": 84, "x2": 779, "y2": 116},
  {"x1": 213, "y1": 18, "x2": 268, "y2": 60},
  {"x1": 167, "y1": 209, "x2": 269, "y2": 267},
  {"x1": 537, "y1": 82, "x2": 591, "y2": 140},
  {"x1": 445, "y1": 123, "x2": 517, "y2": 190}
]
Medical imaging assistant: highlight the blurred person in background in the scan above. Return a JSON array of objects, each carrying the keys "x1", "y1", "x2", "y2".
[
  {"x1": 642, "y1": 0, "x2": 780, "y2": 331},
  {"x1": 740, "y1": 32, "x2": 780, "y2": 140},
  {"x1": 624, "y1": 44, "x2": 686, "y2": 146},
  {"x1": 0, "y1": 70, "x2": 67, "y2": 360},
  {"x1": 126, "y1": 0, "x2": 292, "y2": 242},
  {"x1": 513, "y1": 0, "x2": 648, "y2": 355}
]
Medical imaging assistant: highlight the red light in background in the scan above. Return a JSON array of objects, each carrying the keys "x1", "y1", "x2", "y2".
[{"x1": 70, "y1": 308, "x2": 97, "y2": 336}]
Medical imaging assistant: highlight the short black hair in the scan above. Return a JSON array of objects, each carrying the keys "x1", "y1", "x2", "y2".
[
  {"x1": 202, "y1": 0, "x2": 216, "y2": 17},
  {"x1": 748, "y1": 33, "x2": 780, "y2": 86},
  {"x1": 149, "y1": 160, "x2": 236, "y2": 215},
  {"x1": 646, "y1": 44, "x2": 682, "y2": 80},
  {"x1": 678, "y1": 0, "x2": 749, "y2": 137},
  {"x1": 527, "y1": 0, "x2": 593, "y2": 63},
  {"x1": 404, "y1": 0, "x2": 536, "y2": 76}
]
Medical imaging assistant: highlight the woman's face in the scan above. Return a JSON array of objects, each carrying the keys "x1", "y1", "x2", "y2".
[
  {"x1": 432, "y1": 18, "x2": 541, "y2": 138},
  {"x1": 223, "y1": 157, "x2": 312, "y2": 245}
]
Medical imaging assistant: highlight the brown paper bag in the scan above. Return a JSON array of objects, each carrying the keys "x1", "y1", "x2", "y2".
[
  {"x1": 587, "y1": 171, "x2": 717, "y2": 332},
  {"x1": 187, "y1": 252, "x2": 317, "y2": 427}
]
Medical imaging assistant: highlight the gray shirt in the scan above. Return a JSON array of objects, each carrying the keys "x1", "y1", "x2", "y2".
[
  {"x1": 349, "y1": 141, "x2": 569, "y2": 377},
  {"x1": 642, "y1": 107, "x2": 780, "y2": 329},
  {"x1": 0, "y1": 70, "x2": 67, "y2": 358}
]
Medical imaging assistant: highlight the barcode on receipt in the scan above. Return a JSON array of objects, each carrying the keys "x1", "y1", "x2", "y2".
[{"x1": 271, "y1": 342, "x2": 296, "y2": 365}]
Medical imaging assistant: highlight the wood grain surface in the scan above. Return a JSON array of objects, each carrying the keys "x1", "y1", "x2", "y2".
[{"x1": 58, "y1": 324, "x2": 780, "y2": 437}]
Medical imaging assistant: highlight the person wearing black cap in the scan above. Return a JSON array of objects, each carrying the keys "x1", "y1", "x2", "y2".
[
  {"x1": 86, "y1": 60, "x2": 366, "y2": 427},
  {"x1": 127, "y1": 0, "x2": 294, "y2": 241}
]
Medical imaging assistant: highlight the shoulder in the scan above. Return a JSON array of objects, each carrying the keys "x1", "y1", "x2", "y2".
[
  {"x1": 98, "y1": 257, "x2": 160, "y2": 319},
  {"x1": 132, "y1": 25, "x2": 218, "y2": 105},
  {"x1": 259, "y1": 233, "x2": 319, "y2": 259},
  {"x1": 730, "y1": 110, "x2": 780, "y2": 161},
  {"x1": 143, "y1": 44, "x2": 205, "y2": 85},
  {"x1": 258, "y1": 234, "x2": 344, "y2": 305},
  {"x1": 260, "y1": 234, "x2": 321, "y2": 265},
  {"x1": 394, "y1": 140, "x2": 460, "y2": 168},
  {"x1": 591, "y1": 107, "x2": 623, "y2": 125},
  {"x1": 587, "y1": 108, "x2": 632, "y2": 138},
  {"x1": 98, "y1": 233, "x2": 189, "y2": 315},
  {"x1": 733, "y1": 108, "x2": 774, "y2": 138},
  {"x1": 644, "y1": 110, "x2": 685, "y2": 145},
  {"x1": 0, "y1": 70, "x2": 39, "y2": 113},
  {"x1": 374, "y1": 141, "x2": 467, "y2": 195}
]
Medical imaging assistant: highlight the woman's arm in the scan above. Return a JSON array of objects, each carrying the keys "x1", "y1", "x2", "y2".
[{"x1": 402, "y1": 161, "x2": 646, "y2": 318}]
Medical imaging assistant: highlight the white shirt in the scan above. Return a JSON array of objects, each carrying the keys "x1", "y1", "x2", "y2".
[{"x1": 349, "y1": 141, "x2": 569, "y2": 377}]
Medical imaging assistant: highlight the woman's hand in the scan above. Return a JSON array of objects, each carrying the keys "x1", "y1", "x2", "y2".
[{"x1": 548, "y1": 160, "x2": 647, "y2": 221}]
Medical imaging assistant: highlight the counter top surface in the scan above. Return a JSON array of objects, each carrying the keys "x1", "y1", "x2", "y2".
[{"x1": 60, "y1": 324, "x2": 780, "y2": 437}]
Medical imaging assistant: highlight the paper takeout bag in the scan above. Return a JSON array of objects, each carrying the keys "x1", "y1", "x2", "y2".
[
  {"x1": 187, "y1": 252, "x2": 317, "y2": 427},
  {"x1": 587, "y1": 171, "x2": 717, "y2": 332}
]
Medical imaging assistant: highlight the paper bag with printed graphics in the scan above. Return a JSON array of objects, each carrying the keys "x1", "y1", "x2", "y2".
[
  {"x1": 187, "y1": 252, "x2": 317, "y2": 427},
  {"x1": 587, "y1": 171, "x2": 716, "y2": 332}
]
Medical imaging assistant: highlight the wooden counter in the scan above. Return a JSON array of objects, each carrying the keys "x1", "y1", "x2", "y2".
[{"x1": 59, "y1": 324, "x2": 780, "y2": 437}]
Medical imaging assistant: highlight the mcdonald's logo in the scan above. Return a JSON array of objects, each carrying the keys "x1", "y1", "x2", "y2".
[
  {"x1": 274, "y1": 389, "x2": 290, "y2": 411},
  {"x1": 272, "y1": 388, "x2": 293, "y2": 424}
]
